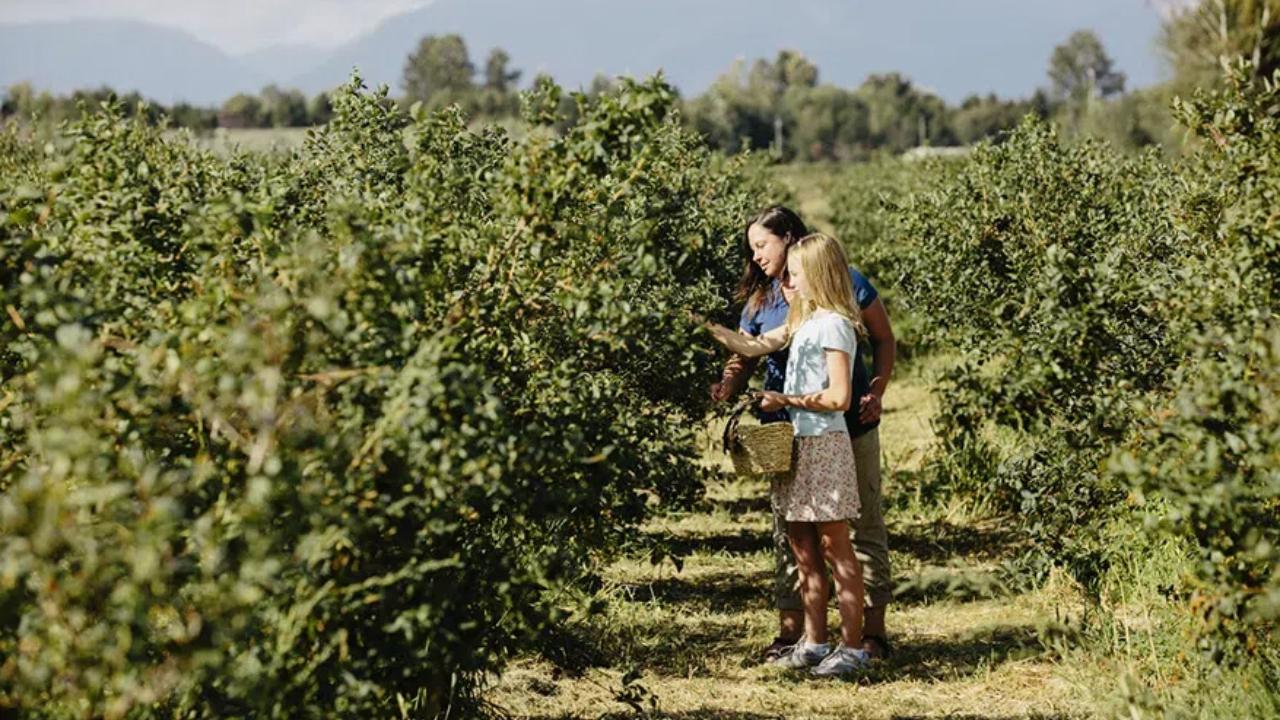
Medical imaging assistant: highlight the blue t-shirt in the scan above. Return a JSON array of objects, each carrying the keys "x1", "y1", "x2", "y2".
[{"x1": 738, "y1": 267, "x2": 880, "y2": 436}]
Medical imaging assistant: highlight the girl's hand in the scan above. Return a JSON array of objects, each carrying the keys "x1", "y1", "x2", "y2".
[{"x1": 758, "y1": 391, "x2": 787, "y2": 413}]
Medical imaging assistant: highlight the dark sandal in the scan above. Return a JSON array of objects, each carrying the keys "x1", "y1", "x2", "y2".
[
  {"x1": 761, "y1": 635, "x2": 800, "y2": 663},
  {"x1": 862, "y1": 634, "x2": 894, "y2": 660}
]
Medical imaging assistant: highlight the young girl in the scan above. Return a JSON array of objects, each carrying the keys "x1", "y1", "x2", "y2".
[{"x1": 706, "y1": 232, "x2": 871, "y2": 677}]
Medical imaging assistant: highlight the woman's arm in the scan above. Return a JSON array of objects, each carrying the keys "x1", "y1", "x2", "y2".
[
  {"x1": 760, "y1": 349, "x2": 852, "y2": 413},
  {"x1": 859, "y1": 297, "x2": 897, "y2": 423},
  {"x1": 705, "y1": 322, "x2": 788, "y2": 358},
  {"x1": 711, "y1": 348, "x2": 760, "y2": 402}
]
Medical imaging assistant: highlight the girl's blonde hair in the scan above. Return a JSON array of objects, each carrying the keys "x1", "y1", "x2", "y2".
[{"x1": 784, "y1": 233, "x2": 867, "y2": 339}]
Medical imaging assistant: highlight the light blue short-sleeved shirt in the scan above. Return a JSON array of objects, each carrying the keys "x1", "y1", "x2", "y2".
[
  {"x1": 783, "y1": 310, "x2": 858, "y2": 437},
  {"x1": 739, "y1": 267, "x2": 879, "y2": 435}
]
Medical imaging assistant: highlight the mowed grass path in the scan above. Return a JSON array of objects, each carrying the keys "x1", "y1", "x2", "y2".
[{"x1": 484, "y1": 370, "x2": 1101, "y2": 719}]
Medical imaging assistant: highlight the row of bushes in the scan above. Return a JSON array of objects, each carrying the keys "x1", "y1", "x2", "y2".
[
  {"x1": 0, "y1": 76, "x2": 771, "y2": 717},
  {"x1": 832, "y1": 63, "x2": 1278, "y2": 679}
]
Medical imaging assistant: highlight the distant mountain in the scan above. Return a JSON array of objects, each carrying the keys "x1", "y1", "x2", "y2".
[
  {"x1": 0, "y1": 19, "x2": 264, "y2": 105},
  {"x1": 0, "y1": 3, "x2": 1165, "y2": 106},
  {"x1": 288, "y1": 0, "x2": 850, "y2": 96},
  {"x1": 238, "y1": 43, "x2": 331, "y2": 86},
  {"x1": 287, "y1": 0, "x2": 1164, "y2": 103}
]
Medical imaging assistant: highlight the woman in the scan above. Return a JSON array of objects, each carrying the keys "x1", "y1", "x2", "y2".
[{"x1": 711, "y1": 206, "x2": 897, "y2": 663}]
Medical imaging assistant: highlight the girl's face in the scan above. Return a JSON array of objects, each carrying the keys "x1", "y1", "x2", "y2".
[
  {"x1": 747, "y1": 223, "x2": 789, "y2": 280},
  {"x1": 784, "y1": 254, "x2": 807, "y2": 299}
]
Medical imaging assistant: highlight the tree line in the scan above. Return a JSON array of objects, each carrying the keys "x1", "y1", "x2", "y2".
[
  {"x1": 2, "y1": 0, "x2": 1277, "y2": 157},
  {"x1": 0, "y1": 83, "x2": 335, "y2": 131},
  {"x1": 827, "y1": 56, "x2": 1280, "y2": 712}
]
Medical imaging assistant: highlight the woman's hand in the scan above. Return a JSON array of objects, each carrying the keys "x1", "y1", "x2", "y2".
[
  {"x1": 859, "y1": 393, "x2": 883, "y2": 423},
  {"x1": 758, "y1": 391, "x2": 788, "y2": 413}
]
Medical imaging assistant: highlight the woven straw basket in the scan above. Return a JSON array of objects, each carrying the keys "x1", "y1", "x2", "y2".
[{"x1": 722, "y1": 393, "x2": 794, "y2": 475}]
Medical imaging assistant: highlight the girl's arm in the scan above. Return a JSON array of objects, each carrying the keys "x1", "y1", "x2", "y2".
[
  {"x1": 704, "y1": 321, "x2": 788, "y2": 358},
  {"x1": 760, "y1": 349, "x2": 852, "y2": 413}
]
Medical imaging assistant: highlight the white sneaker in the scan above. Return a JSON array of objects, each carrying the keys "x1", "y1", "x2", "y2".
[
  {"x1": 810, "y1": 644, "x2": 871, "y2": 677},
  {"x1": 774, "y1": 639, "x2": 832, "y2": 669}
]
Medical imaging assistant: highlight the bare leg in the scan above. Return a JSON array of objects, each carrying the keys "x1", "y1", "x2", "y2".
[
  {"x1": 818, "y1": 521, "x2": 865, "y2": 648},
  {"x1": 787, "y1": 521, "x2": 828, "y2": 645},
  {"x1": 780, "y1": 609, "x2": 803, "y2": 641}
]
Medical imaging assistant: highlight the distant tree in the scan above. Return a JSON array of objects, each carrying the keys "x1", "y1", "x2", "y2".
[
  {"x1": 1160, "y1": 0, "x2": 1280, "y2": 90},
  {"x1": 220, "y1": 93, "x2": 264, "y2": 128},
  {"x1": 70, "y1": 88, "x2": 159, "y2": 124},
  {"x1": 684, "y1": 59, "x2": 775, "y2": 154},
  {"x1": 2, "y1": 82, "x2": 59, "y2": 123},
  {"x1": 169, "y1": 102, "x2": 217, "y2": 130},
  {"x1": 260, "y1": 85, "x2": 309, "y2": 127},
  {"x1": 856, "y1": 73, "x2": 955, "y2": 151},
  {"x1": 3, "y1": 83, "x2": 36, "y2": 119},
  {"x1": 403, "y1": 34, "x2": 476, "y2": 105},
  {"x1": 308, "y1": 92, "x2": 334, "y2": 125},
  {"x1": 752, "y1": 50, "x2": 820, "y2": 154},
  {"x1": 483, "y1": 48, "x2": 521, "y2": 93},
  {"x1": 1029, "y1": 88, "x2": 1054, "y2": 118},
  {"x1": 586, "y1": 74, "x2": 616, "y2": 97},
  {"x1": 747, "y1": 50, "x2": 819, "y2": 104},
  {"x1": 951, "y1": 93, "x2": 1046, "y2": 145},
  {"x1": 1048, "y1": 30, "x2": 1127, "y2": 104},
  {"x1": 787, "y1": 85, "x2": 869, "y2": 161}
]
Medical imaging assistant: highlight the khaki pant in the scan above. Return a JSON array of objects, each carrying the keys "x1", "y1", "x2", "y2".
[{"x1": 773, "y1": 428, "x2": 893, "y2": 610}]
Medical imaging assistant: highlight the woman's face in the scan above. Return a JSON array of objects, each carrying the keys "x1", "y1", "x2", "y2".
[{"x1": 747, "y1": 223, "x2": 789, "y2": 280}]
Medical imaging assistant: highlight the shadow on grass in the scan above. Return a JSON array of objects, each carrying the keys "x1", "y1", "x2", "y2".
[
  {"x1": 640, "y1": 528, "x2": 772, "y2": 558},
  {"x1": 517, "y1": 707, "x2": 783, "y2": 712},
  {"x1": 698, "y1": 494, "x2": 772, "y2": 517},
  {"x1": 516, "y1": 710, "x2": 1075, "y2": 720},
  {"x1": 533, "y1": 621, "x2": 1055, "y2": 699},
  {"x1": 596, "y1": 707, "x2": 778, "y2": 712},
  {"x1": 536, "y1": 610, "x2": 754, "y2": 679},
  {"x1": 888, "y1": 517, "x2": 1022, "y2": 564},
  {"x1": 891, "y1": 566, "x2": 1010, "y2": 606},
  {"x1": 614, "y1": 569, "x2": 773, "y2": 611},
  {"x1": 860, "y1": 622, "x2": 1048, "y2": 685},
  {"x1": 890, "y1": 715, "x2": 1080, "y2": 720},
  {"x1": 757, "y1": 622, "x2": 1052, "y2": 689},
  {"x1": 534, "y1": 569, "x2": 771, "y2": 677}
]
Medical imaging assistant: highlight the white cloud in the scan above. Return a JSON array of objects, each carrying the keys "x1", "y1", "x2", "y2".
[{"x1": 0, "y1": 0, "x2": 435, "y2": 53}]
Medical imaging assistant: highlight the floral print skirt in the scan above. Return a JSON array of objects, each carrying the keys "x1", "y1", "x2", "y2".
[{"x1": 772, "y1": 431, "x2": 861, "y2": 523}]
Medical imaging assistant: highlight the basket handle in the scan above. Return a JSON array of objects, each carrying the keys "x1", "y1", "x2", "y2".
[{"x1": 721, "y1": 392, "x2": 762, "y2": 455}]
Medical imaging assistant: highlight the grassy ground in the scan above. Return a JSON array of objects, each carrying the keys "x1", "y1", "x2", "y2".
[{"x1": 483, "y1": 361, "x2": 1105, "y2": 719}]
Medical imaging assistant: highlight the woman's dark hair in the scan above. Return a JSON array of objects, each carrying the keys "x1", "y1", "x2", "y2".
[{"x1": 735, "y1": 205, "x2": 808, "y2": 314}]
